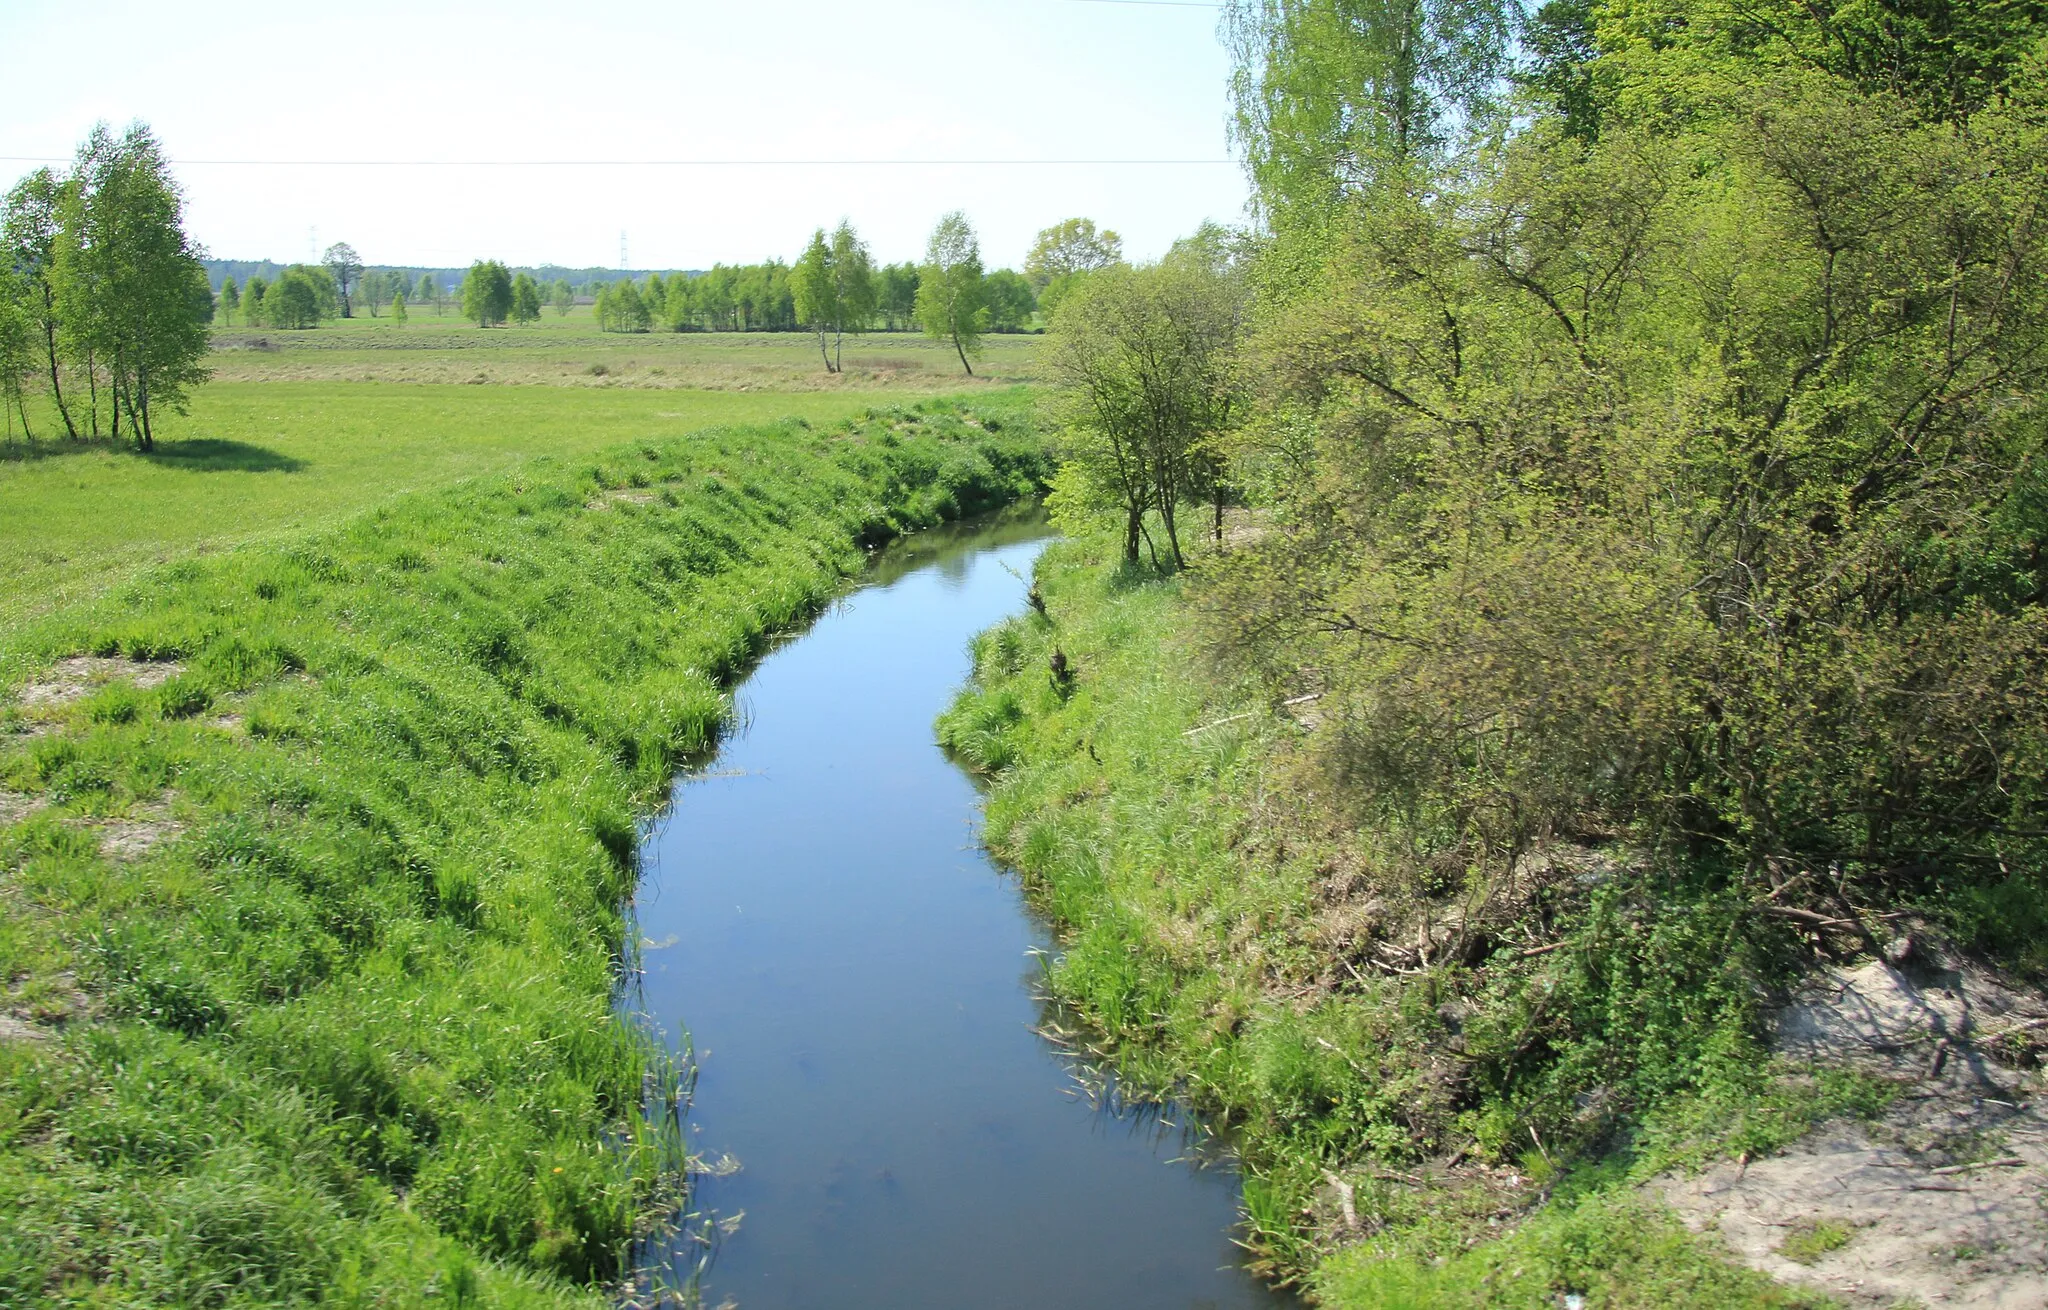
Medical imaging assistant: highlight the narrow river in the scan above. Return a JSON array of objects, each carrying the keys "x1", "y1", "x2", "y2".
[{"x1": 630, "y1": 508, "x2": 1292, "y2": 1309}]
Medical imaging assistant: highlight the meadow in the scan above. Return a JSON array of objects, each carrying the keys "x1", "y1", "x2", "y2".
[
  {"x1": 0, "y1": 321, "x2": 1043, "y2": 626},
  {"x1": 207, "y1": 311, "x2": 1046, "y2": 390}
]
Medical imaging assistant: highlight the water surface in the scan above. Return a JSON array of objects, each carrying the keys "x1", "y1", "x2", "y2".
[{"x1": 634, "y1": 509, "x2": 1291, "y2": 1309}]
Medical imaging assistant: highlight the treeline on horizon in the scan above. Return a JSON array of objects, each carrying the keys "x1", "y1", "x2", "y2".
[{"x1": 200, "y1": 217, "x2": 1079, "y2": 339}]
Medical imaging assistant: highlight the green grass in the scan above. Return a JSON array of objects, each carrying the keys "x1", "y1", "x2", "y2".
[
  {"x1": 1315, "y1": 1190, "x2": 1833, "y2": 1308},
  {"x1": 938, "y1": 527, "x2": 1883, "y2": 1307},
  {"x1": 0, "y1": 400, "x2": 1050, "y2": 1306},
  {"x1": 1777, "y1": 1219, "x2": 1854, "y2": 1266},
  {"x1": 0, "y1": 381, "x2": 1028, "y2": 626}
]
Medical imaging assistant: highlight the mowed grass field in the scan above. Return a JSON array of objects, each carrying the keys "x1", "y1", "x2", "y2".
[
  {"x1": 0, "y1": 319, "x2": 1043, "y2": 626},
  {"x1": 209, "y1": 310, "x2": 1046, "y2": 390}
]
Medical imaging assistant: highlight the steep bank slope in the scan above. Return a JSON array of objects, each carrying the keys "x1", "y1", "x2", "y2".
[
  {"x1": 943, "y1": 532, "x2": 2044, "y2": 1307},
  {"x1": 0, "y1": 401, "x2": 1047, "y2": 1306}
]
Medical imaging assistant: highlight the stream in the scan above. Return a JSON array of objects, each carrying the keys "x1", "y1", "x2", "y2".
[{"x1": 630, "y1": 507, "x2": 1295, "y2": 1309}]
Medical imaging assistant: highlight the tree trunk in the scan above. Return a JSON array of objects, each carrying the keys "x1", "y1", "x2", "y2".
[
  {"x1": 954, "y1": 332, "x2": 974, "y2": 376},
  {"x1": 136, "y1": 354, "x2": 153, "y2": 452},
  {"x1": 41, "y1": 289, "x2": 77, "y2": 439},
  {"x1": 1123, "y1": 506, "x2": 1143, "y2": 563},
  {"x1": 87, "y1": 343, "x2": 101, "y2": 438}
]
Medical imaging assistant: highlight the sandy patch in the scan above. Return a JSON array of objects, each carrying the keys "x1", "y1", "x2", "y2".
[
  {"x1": 1662, "y1": 959, "x2": 2048, "y2": 1307},
  {"x1": 92, "y1": 807, "x2": 184, "y2": 861},
  {"x1": 0, "y1": 1014, "x2": 49, "y2": 1043},
  {"x1": 14, "y1": 655, "x2": 185, "y2": 708},
  {"x1": 589, "y1": 488, "x2": 662, "y2": 510},
  {"x1": 0, "y1": 790, "x2": 42, "y2": 826},
  {"x1": 63, "y1": 798, "x2": 185, "y2": 862}
]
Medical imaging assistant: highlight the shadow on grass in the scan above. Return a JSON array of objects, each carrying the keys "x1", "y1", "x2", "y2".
[
  {"x1": 0, "y1": 435, "x2": 304, "y2": 473},
  {"x1": 144, "y1": 439, "x2": 305, "y2": 473}
]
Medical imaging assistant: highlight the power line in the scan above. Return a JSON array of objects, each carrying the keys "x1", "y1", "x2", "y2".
[{"x1": 0, "y1": 156, "x2": 1238, "y2": 168}]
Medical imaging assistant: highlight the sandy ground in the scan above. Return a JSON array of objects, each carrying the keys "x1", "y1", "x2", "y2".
[{"x1": 1661, "y1": 958, "x2": 2048, "y2": 1307}]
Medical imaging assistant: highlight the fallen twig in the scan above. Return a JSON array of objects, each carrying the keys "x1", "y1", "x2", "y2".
[{"x1": 1929, "y1": 1157, "x2": 2025, "y2": 1176}]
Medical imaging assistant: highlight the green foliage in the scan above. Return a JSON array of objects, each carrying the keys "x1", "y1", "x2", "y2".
[
  {"x1": 463, "y1": 259, "x2": 514, "y2": 327},
  {"x1": 0, "y1": 401, "x2": 1049, "y2": 1304},
  {"x1": 942, "y1": 531, "x2": 1899, "y2": 1299},
  {"x1": 321, "y1": 242, "x2": 362, "y2": 317},
  {"x1": 1045, "y1": 255, "x2": 1243, "y2": 566},
  {"x1": 48, "y1": 123, "x2": 211, "y2": 449},
  {"x1": 956, "y1": 2, "x2": 2048, "y2": 1301},
  {"x1": 510, "y1": 272, "x2": 542, "y2": 326},
  {"x1": 1224, "y1": 0, "x2": 1519, "y2": 217},
  {"x1": 982, "y1": 269, "x2": 1038, "y2": 332},
  {"x1": 262, "y1": 265, "x2": 337, "y2": 329},
  {"x1": 1209, "y1": 59, "x2": 2048, "y2": 952},
  {"x1": 917, "y1": 210, "x2": 987, "y2": 375},
  {"x1": 1025, "y1": 217, "x2": 1123, "y2": 290},
  {"x1": 878, "y1": 261, "x2": 921, "y2": 330}
]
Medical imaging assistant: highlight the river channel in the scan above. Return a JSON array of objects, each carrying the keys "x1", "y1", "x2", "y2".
[{"x1": 629, "y1": 507, "x2": 1293, "y2": 1309}]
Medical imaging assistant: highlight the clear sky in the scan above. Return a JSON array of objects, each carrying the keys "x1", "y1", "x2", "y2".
[{"x1": 0, "y1": 0, "x2": 1248, "y2": 272}]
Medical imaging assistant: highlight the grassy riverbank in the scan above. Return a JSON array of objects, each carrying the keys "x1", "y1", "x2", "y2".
[
  {"x1": 941, "y1": 532, "x2": 1917, "y2": 1308},
  {"x1": 0, "y1": 400, "x2": 1048, "y2": 1305}
]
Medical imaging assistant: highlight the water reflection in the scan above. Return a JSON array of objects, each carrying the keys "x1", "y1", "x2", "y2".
[{"x1": 628, "y1": 507, "x2": 1294, "y2": 1310}]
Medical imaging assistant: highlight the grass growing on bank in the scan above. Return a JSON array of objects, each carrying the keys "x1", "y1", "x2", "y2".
[
  {"x1": 940, "y1": 531, "x2": 1890, "y2": 1308},
  {"x1": 0, "y1": 400, "x2": 1049, "y2": 1306},
  {"x1": 0, "y1": 381, "x2": 941, "y2": 627}
]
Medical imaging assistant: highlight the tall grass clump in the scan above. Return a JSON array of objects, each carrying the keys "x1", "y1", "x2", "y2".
[{"x1": 0, "y1": 398, "x2": 1047, "y2": 1305}]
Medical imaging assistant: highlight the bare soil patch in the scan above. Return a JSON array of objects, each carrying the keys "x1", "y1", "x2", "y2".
[
  {"x1": 83, "y1": 800, "x2": 183, "y2": 861},
  {"x1": 1661, "y1": 959, "x2": 2048, "y2": 1307},
  {"x1": 0, "y1": 789, "x2": 42, "y2": 826},
  {"x1": 13, "y1": 655, "x2": 185, "y2": 708}
]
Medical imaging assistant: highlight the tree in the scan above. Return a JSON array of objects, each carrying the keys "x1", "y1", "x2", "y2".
[
  {"x1": 416, "y1": 273, "x2": 441, "y2": 316},
  {"x1": 510, "y1": 272, "x2": 542, "y2": 325},
  {"x1": 322, "y1": 242, "x2": 363, "y2": 317},
  {"x1": 242, "y1": 274, "x2": 267, "y2": 327},
  {"x1": 51, "y1": 122, "x2": 212, "y2": 451},
  {"x1": 982, "y1": 269, "x2": 1037, "y2": 332},
  {"x1": 391, "y1": 291, "x2": 407, "y2": 324},
  {"x1": 614, "y1": 278, "x2": 651, "y2": 331},
  {"x1": 264, "y1": 265, "x2": 335, "y2": 329},
  {"x1": 916, "y1": 210, "x2": 986, "y2": 375},
  {"x1": 392, "y1": 269, "x2": 413, "y2": 303},
  {"x1": 828, "y1": 220, "x2": 876, "y2": 368},
  {"x1": 0, "y1": 262, "x2": 38, "y2": 438},
  {"x1": 1025, "y1": 217, "x2": 1123, "y2": 290},
  {"x1": 462, "y1": 260, "x2": 513, "y2": 326},
  {"x1": 878, "y1": 262, "x2": 920, "y2": 331},
  {"x1": 550, "y1": 279, "x2": 574, "y2": 316},
  {"x1": 1224, "y1": 0, "x2": 1518, "y2": 216},
  {"x1": 1046, "y1": 256, "x2": 1242, "y2": 565},
  {"x1": 219, "y1": 275, "x2": 239, "y2": 326},
  {"x1": 1, "y1": 168, "x2": 79, "y2": 437},
  {"x1": 792, "y1": 228, "x2": 837, "y2": 369},
  {"x1": 188, "y1": 264, "x2": 215, "y2": 326},
  {"x1": 360, "y1": 269, "x2": 386, "y2": 317}
]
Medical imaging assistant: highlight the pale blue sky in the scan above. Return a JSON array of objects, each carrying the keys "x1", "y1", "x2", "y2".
[{"x1": 0, "y1": 0, "x2": 1247, "y2": 271}]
